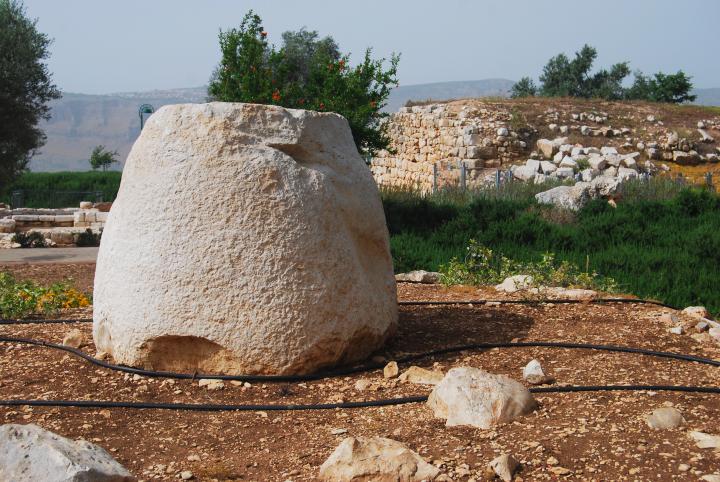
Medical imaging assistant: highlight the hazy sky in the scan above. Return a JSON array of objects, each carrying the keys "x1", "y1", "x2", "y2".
[{"x1": 23, "y1": 0, "x2": 720, "y2": 94}]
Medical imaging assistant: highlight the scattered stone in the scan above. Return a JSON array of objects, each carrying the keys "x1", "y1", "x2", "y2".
[
  {"x1": 0, "y1": 423, "x2": 135, "y2": 481},
  {"x1": 488, "y1": 454, "x2": 520, "y2": 482},
  {"x1": 93, "y1": 102, "x2": 398, "y2": 376},
  {"x1": 179, "y1": 471, "x2": 194, "y2": 480},
  {"x1": 62, "y1": 329, "x2": 84, "y2": 349},
  {"x1": 535, "y1": 182, "x2": 591, "y2": 211},
  {"x1": 427, "y1": 367, "x2": 537, "y2": 429},
  {"x1": 549, "y1": 466, "x2": 572, "y2": 476},
  {"x1": 395, "y1": 270, "x2": 441, "y2": 284},
  {"x1": 79, "y1": 201, "x2": 94, "y2": 209},
  {"x1": 354, "y1": 379, "x2": 371, "y2": 391},
  {"x1": 495, "y1": 275, "x2": 534, "y2": 293},
  {"x1": 331, "y1": 428, "x2": 348, "y2": 435},
  {"x1": 318, "y1": 436, "x2": 440, "y2": 481},
  {"x1": 522, "y1": 359, "x2": 554, "y2": 385},
  {"x1": 383, "y1": 361, "x2": 399, "y2": 378},
  {"x1": 398, "y1": 366, "x2": 445, "y2": 385},
  {"x1": 696, "y1": 320, "x2": 710, "y2": 332},
  {"x1": 669, "y1": 326, "x2": 683, "y2": 335},
  {"x1": 198, "y1": 379, "x2": 225, "y2": 390},
  {"x1": 682, "y1": 306, "x2": 711, "y2": 320},
  {"x1": 702, "y1": 475, "x2": 720, "y2": 482},
  {"x1": 689, "y1": 431, "x2": 720, "y2": 449},
  {"x1": 644, "y1": 407, "x2": 685, "y2": 429}
]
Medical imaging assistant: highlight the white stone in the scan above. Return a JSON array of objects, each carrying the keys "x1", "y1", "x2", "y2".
[
  {"x1": 398, "y1": 366, "x2": 445, "y2": 385},
  {"x1": 645, "y1": 407, "x2": 685, "y2": 429},
  {"x1": 427, "y1": 368, "x2": 537, "y2": 429},
  {"x1": 600, "y1": 146, "x2": 618, "y2": 156},
  {"x1": 93, "y1": 103, "x2": 397, "y2": 375},
  {"x1": 395, "y1": 270, "x2": 440, "y2": 284},
  {"x1": 699, "y1": 129, "x2": 715, "y2": 143},
  {"x1": 489, "y1": 454, "x2": 520, "y2": 482},
  {"x1": 617, "y1": 167, "x2": 638, "y2": 181},
  {"x1": 559, "y1": 156, "x2": 577, "y2": 169},
  {"x1": 535, "y1": 183, "x2": 591, "y2": 211},
  {"x1": 319, "y1": 436, "x2": 440, "y2": 481},
  {"x1": 513, "y1": 164, "x2": 538, "y2": 181},
  {"x1": 590, "y1": 175, "x2": 621, "y2": 198},
  {"x1": 539, "y1": 161, "x2": 557, "y2": 174},
  {"x1": 0, "y1": 424, "x2": 134, "y2": 482},
  {"x1": 495, "y1": 275, "x2": 534, "y2": 293},
  {"x1": 79, "y1": 201, "x2": 93, "y2": 209},
  {"x1": 683, "y1": 306, "x2": 711, "y2": 320},
  {"x1": 536, "y1": 139, "x2": 556, "y2": 159},
  {"x1": 198, "y1": 379, "x2": 225, "y2": 390},
  {"x1": 522, "y1": 359, "x2": 553, "y2": 385},
  {"x1": 62, "y1": 329, "x2": 84, "y2": 349},
  {"x1": 497, "y1": 127, "x2": 509, "y2": 137},
  {"x1": 588, "y1": 156, "x2": 607, "y2": 171},
  {"x1": 689, "y1": 431, "x2": 720, "y2": 449}
]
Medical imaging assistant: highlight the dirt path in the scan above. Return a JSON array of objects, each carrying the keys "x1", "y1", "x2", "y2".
[{"x1": 1, "y1": 266, "x2": 719, "y2": 481}]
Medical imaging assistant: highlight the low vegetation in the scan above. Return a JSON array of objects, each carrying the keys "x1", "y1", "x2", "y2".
[
  {"x1": 0, "y1": 272, "x2": 90, "y2": 318},
  {"x1": 0, "y1": 171, "x2": 121, "y2": 208},
  {"x1": 384, "y1": 180, "x2": 720, "y2": 315}
]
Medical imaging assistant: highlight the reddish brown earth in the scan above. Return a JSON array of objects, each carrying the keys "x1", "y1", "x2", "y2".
[{"x1": 1, "y1": 263, "x2": 720, "y2": 481}]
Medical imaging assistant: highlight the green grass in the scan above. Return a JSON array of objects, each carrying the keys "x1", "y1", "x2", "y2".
[
  {"x1": 384, "y1": 181, "x2": 720, "y2": 316},
  {"x1": 0, "y1": 171, "x2": 122, "y2": 208}
]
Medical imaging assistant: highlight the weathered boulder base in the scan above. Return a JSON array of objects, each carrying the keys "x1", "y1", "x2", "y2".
[{"x1": 93, "y1": 103, "x2": 397, "y2": 375}]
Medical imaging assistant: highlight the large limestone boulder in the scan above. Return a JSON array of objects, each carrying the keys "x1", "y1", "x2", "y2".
[
  {"x1": 319, "y1": 436, "x2": 440, "y2": 481},
  {"x1": 428, "y1": 367, "x2": 537, "y2": 429},
  {"x1": 93, "y1": 103, "x2": 397, "y2": 375},
  {"x1": 0, "y1": 424, "x2": 135, "y2": 481}
]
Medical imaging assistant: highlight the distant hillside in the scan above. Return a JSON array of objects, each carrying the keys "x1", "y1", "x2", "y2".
[
  {"x1": 383, "y1": 79, "x2": 515, "y2": 113},
  {"x1": 31, "y1": 88, "x2": 207, "y2": 172},
  {"x1": 29, "y1": 81, "x2": 720, "y2": 171}
]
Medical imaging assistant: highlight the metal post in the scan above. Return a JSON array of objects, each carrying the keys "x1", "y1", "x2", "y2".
[
  {"x1": 432, "y1": 163, "x2": 438, "y2": 194},
  {"x1": 458, "y1": 160, "x2": 466, "y2": 191},
  {"x1": 706, "y1": 172, "x2": 714, "y2": 190},
  {"x1": 11, "y1": 190, "x2": 23, "y2": 209},
  {"x1": 495, "y1": 169, "x2": 501, "y2": 190}
]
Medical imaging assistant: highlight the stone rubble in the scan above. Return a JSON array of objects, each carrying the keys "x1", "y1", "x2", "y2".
[
  {"x1": 318, "y1": 436, "x2": 441, "y2": 481},
  {"x1": 427, "y1": 367, "x2": 537, "y2": 429},
  {"x1": 0, "y1": 423, "x2": 135, "y2": 482}
]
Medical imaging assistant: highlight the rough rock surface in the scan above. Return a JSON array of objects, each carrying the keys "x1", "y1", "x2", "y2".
[
  {"x1": 427, "y1": 367, "x2": 537, "y2": 429},
  {"x1": 0, "y1": 423, "x2": 135, "y2": 482},
  {"x1": 395, "y1": 270, "x2": 441, "y2": 284},
  {"x1": 398, "y1": 366, "x2": 445, "y2": 385},
  {"x1": 93, "y1": 103, "x2": 397, "y2": 375},
  {"x1": 535, "y1": 182, "x2": 591, "y2": 211},
  {"x1": 495, "y1": 275, "x2": 534, "y2": 293},
  {"x1": 645, "y1": 407, "x2": 685, "y2": 429},
  {"x1": 489, "y1": 454, "x2": 520, "y2": 482},
  {"x1": 318, "y1": 436, "x2": 440, "y2": 481}
]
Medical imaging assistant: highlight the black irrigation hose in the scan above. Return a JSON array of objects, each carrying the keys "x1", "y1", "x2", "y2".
[
  {"x1": 2, "y1": 385, "x2": 720, "y2": 412},
  {"x1": 0, "y1": 296, "x2": 718, "y2": 411}
]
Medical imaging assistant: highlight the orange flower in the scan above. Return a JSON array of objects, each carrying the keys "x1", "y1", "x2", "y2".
[
  {"x1": 298, "y1": 98, "x2": 305, "y2": 105},
  {"x1": 338, "y1": 60, "x2": 346, "y2": 69},
  {"x1": 272, "y1": 89, "x2": 281, "y2": 102},
  {"x1": 370, "y1": 101, "x2": 377, "y2": 108},
  {"x1": 319, "y1": 102, "x2": 325, "y2": 110},
  {"x1": 261, "y1": 31, "x2": 267, "y2": 37}
]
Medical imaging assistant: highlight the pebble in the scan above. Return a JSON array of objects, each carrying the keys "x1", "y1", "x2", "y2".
[
  {"x1": 489, "y1": 454, "x2": 519, "y2": 482},
  {"x1": 354, "y1": 379, "x2": 371, "y2": 391},
  {"x1": 645, "y1": 407, "x2": 685, "y2": 429},
  {"x1": 383, "y1": 361, "x2": 399, "y2": 378},
  {"x1": 198, "y1": 379, "x2": 225, "y2": 390},
  {"x1": 179, "y1": 471, "x2": 194, "y2": 480}
]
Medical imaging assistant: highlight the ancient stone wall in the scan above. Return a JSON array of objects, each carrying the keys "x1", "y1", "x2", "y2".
[{"x1": 370, "y1": 103, "x2": 534, "y2": 191}]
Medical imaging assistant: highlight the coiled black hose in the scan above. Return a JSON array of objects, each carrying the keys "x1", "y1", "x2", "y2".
[{"x1": 0, "y1": 297, "x2": 718, "y2": 411}]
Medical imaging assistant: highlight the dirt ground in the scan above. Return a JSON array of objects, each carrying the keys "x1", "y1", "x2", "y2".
[{"x1": 1, "y1": 263, "x2": 720, "y2": 481}]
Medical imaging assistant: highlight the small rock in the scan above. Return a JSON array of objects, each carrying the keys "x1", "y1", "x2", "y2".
[
  {"x1": 62, "y1": 329, "x2": 84, "y2": 349},
  {"x1": 0, "y1": 424, "x2": 134, "y2": 481},
  {"x1": 678, "y1": 464, "x2": 690, "y2": 472},
  {"x1": 398, "y1": 366, "x2": 444, "y2": 385},
  {"x1": 659, "y1": 313, "x2": 679, "y2": 324},
  {"x1": 318, "y1": 436, "x2": 440, "y2": 481},
  {"x1": 354, "y1": 379, "x2": 371, "y2": 391},
  {"x1": 682, "y1": 306, "x2": 711, "y2": 320},
  {"x1": 383, "y1": 361, "x2": 399, "y2": 379},
  {"x1": 331, "y1": 428, "x2": 348, "y2": 435},
  {"x1": 702, "y1": 475, "x2": 720, "y2": 482},
  {"x1": 179, "y1": 471, "x2": 194, "y2": 480},
  {"x1": 522, "y1": 359, "x2": 554, "y2": 385},
  {"x1": 187, "y1": 454, "x2": 200, "y2": 462},
  {"x1": 689, "y1": 431, "x2": 720, "y2": 449},
  {"x1": 669, "y1": 326, "x2": 683, "y2": 335},
  {"x1": 198, "y1": 379, "x2": 225, "y2": 390},
  {"x1": 395, "y1": 270, "x2": 441, "y2": 284},
  {"x1": 549, "y1": 466, "x2": 572, "y2": 476},
  {"x1": 645, "y1": 407, "x2": 685, "y2": 429},
  {"x1": 546, "y1": 456, "x2": 559, "y2": 466},
  {"x1": 427, "y1": 367, "x2": 537, "y2": 429},
  {"x1": 489, "y1": 454, "x2": 519, "y2": 482},
  {"x1": 495, "y1": 275, "x2": 534, "y2": 293}
]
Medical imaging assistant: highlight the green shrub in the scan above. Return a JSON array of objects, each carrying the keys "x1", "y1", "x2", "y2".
[
  {"x1": 439, "y1": 240, "x2": 617, "y2": 292},
  {"x1": 385, "y1": 185, "x2": 720, "y2": 316},
  {"x1": 12, "y1": 231, "x2": 46, "y2": 248},
  {"x1": 0, "y1": 272, "x2": 90, "y2": 319},
  {"x1": 75, "y1": 228, "x2": 102, "y2": 247}
]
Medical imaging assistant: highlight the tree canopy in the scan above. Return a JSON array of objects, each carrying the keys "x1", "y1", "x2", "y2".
[
  {"x1": 0, "y1": 0, "x2": 60, "y2": 185},
  {"x1": 89, "y1": 145, "x2": 119, "y2": 171},
  {"x1": 511, "y1": 44, "x2": 695, "y2": 104},
  {"x1": 208, "y1": 11, "x2": 400, "y2": 156}
]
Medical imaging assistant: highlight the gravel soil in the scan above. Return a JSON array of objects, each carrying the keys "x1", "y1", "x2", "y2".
[{"x1": 1, "y1": 263, "x2": 720, "y2": 481}]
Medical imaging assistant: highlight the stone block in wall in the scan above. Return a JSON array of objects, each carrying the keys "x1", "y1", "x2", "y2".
[
  {"x1": 96, "y1": 212, "x2": 108, "y2": 223},
  {"x1": 38, "y1": 215, "x2": 55, "y2": 222},
  {"x1": 12, "y1": 215, "x2": 39, "y2": 222},
  {"x1": 0, "y1": 219, "x2": 15, "y2": 233}
]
